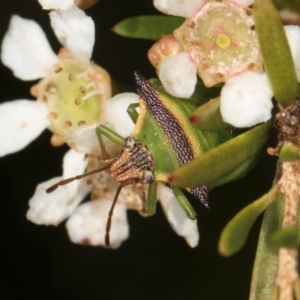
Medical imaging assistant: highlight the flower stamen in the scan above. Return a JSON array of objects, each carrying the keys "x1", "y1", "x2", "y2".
[
  {"x1": 45, "y1": 84, "x2": 57, "y2": 93},
  {"x1": 68, "y1": 70, "x2": 88, "y2": 81},
  {"x1": 79, "y1": 82, "x2": 95, "y2": 93},
  {"x1": 53, "y1": 64, "x2": 63, "y2": 73},
  {"x1": 75, "y1": 89, "x2": 102, "y2": 105},
  {"x1": 48, "y1": 111, "x2": 58, "y2": 120}
]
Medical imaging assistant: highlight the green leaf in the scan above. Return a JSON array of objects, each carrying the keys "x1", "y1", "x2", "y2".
[
  {"x1": 293, "y1": 279, "x2": 300, "y2": 300},
  {"x1": 210, "y1": 153, "x2": 261, "y2": 189},
  {"x1": 168, "y1": 121, "x2": 272, "y2": 188},
  {"x1": 191, "y1": 79, "x2": 223, "y2": 102},
  {"x1": 190, "y1": 97, "x2": 230, "y2": 131},
  {"x1": 270, "y1": 227, "x2": 299, "y2": 248},
  {"x1": 249, "y1": 193, "x2": 285, "y2": 300},
  {"x1": 269, "y1": 286, "x2": 279, "y2": 300},
  {"x1": 279, "y1": 142, "x2": 300, "y2": 162},
  {"x1": 218, "y1": 185, "x2": 277, "y2": 256},
  {"x1": 113, "y1": 15, "x2": 184, "y2": 40},
  {"x1": 272, "y1": 0, "x2": 300, "y2": 13},
  {"x1": 254, "y1": 0, "x2": 299, "y2": 106}
]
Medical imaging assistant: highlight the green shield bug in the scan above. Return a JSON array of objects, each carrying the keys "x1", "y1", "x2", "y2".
[{"x1": 46, "y1": 71, "x2": 235, "y2": 246}]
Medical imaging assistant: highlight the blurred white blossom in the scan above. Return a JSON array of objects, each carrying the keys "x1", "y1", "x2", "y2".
[
  {"x1": 0, "y1": 5, "x2": 111, "y2": 155},
  {"x1": 151, "y1": 0, "x2": 300, "y2": 127},
  {"x1": 38, "y1": 0, "x2": 74, "y2": 10}
]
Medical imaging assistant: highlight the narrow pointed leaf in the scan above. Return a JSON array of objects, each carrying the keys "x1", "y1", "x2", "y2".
[
  {"x1": 270, "y1": 227, "x2": 298, "y2": 248},
  {"x1": 168, "y1": 121, "x2": 272, "y2": 188},
  {"x1": 249, "y1": 193, "x2": 285, "y2": 300},
  {"x1": 113, "y1": 15, "x2": 184, "y2": 40},
  {"x1": 210, "y1": 154, "x2": 260, "y2": 189},
  {"x1": 254, "y1": 0, "x2": 298, "y2": 106},
  {"x1": 279, "y1": 142, "x2": 300, "y2": 162},
  {"x1": 190, "y1": 97, "x2": 230, "y2": 131},
  {"x1": 270, "y1": 286, "x2": 279, "y2": 300},
  {"x1": 218, "y1": 185, "x2": 277, "y2": 256}
]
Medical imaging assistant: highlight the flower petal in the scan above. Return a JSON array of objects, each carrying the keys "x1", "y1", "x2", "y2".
[
  {"x1": 65, "y1": 93, "x2": 139, "y2": 157},
  {"x1": 38, "y1": 0, "x2": 74, "y2": 10},
  {"x1": 220, "y1": 71, "x2": 273, "y2": 128},
  {"x1": 106, "y1": 93, "x2": 139, "y2": 138},
  {"x1": 49, "y1": 5, "x2": 95, "y2": 63},
  {"x1": 153, "y1": 0, "x2": 204, "y2": 18},
  {"x1": 157, "y1": 184, "x2": 199, "y2": 248},
  {"x1": 158, "y1": 52, "x2": 197, "y2": 98},
  {"x1": 62, "y1": 148, "x2": 89, "y2": 197},
  {"x1": 1, "y1": 15, "x2": 58, "y2": 80},
  {"x1": 65, "y1": 122, "x2": 101, "y2": 154},
  {"x1": 284, "y1": 25, "x2": 300, "y2": 82},
  {"x1": 0, "y1": 100, "x2": 50, "y2": 157},
  {"x1": 66, "y1": 199, "x2": 129, "y2": 248},
  {"x1": 27, "y1": 149, "x2": 91, "y2": 225},
  {"x1": 27, "y1": 176, "x2": 90, "y2": 225},
  {"x1": 231, "y1": 0, "x2": 254, "y2": 7},
  {"x1": 65, "y1": 122, "x2": 123, "y2": 159}
]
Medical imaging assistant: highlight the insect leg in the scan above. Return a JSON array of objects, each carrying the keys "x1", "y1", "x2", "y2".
[
  {"x1": 146, "y1": 181, "x2": 157, "y2": 216},
  {"x1": 95, "y1": 125, "x2": 125, "y2": 160},
  {"x1": 105, "y1": 180, "x2": 134, "y2": 247},
  {"x1": 126, "y1": 103, "x2": 140, "y2": 124},
  {"x1": 173, "y1": 187, "x2": 197, "y2": 220}
]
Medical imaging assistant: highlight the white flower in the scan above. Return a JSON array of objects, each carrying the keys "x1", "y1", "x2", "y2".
[
  {"x1": 65, "y1": 199, "x2": 129, "y2": 249},
  {"x1": 154, "y1": 0, "x2": 205, "y2": 18},
  {"x1": 284, "y1": 26, "x2": 300, "y2": 82},
  {"x1": 27, "y1": 91, "x2": 199, "y2": 248},
  {"x1": 38, "y1": 0, "x2": 74, "y2": 10},
  {"x1": 154, "y1": 0, "x2": 256, "y2": 17},
  {"x1": 26, "y1": 149, "x2": 91, "y2": 225},
  {"x1": 0, "y1": 5, "x2": 110, "y2": 156},
  {"x1": 159, "y1": 52, "x2": 197, "y2": 98},
  {"x1": 151, "y1": 0, "x2": 300, "y2": 127},
  {"x1": 65, "y1": 183, "x2": 198, "y2": 248},
  {"x1": 49, "y1": 5, "x2": 94, "y2": 64},
  {"x1": 158, "y1": 184, "x2": 199, "y2": 247},
  {"x1": 220, "y1": 71, "x2": 273, "y2": 127},
  {"x1": 220, "y1": 26, "x2": 300, "y2": 127},
  {"x1": 0, "y1": 100, "x2": 50, "y2": 157}
]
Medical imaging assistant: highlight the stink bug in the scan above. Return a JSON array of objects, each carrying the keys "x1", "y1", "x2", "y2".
[{"x1": 47, "y1": 72, "x2": 234, "y2": 246}]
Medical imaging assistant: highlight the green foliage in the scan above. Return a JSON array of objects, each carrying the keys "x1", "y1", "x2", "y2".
[
  {"x1": 270, "y1": 227, "x2": 299, "y2": 249},
  {"x1": 218, "y1": 185, "x2": 277, "y2": 256},
  {"x1": 272, "y1": 0, "x2": 300, "y2": 13},
  {"x1": 254, "y1": 0, "x2": 299, "y2": 106},
  {"x1": 169, "y1": 121, "x2": 272, "y2": 188},
  {"x1": 113, "y1": 15, "x2": 184, "y2": 40},
  {"x1": 249, "y1": 193, "x2": 285, "y2": 300},
  {"x1": 294, "y1": 279, "x2": 300, "y2": 300},
  {"x1": 190, "y1": 97, "x2": 230, "y2": 131},
  {"x1": 279, "y1": 142, "x2": 300, "y2": 162}
]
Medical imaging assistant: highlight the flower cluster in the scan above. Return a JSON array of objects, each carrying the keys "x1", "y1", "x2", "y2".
[
  {"x1": 150, "y1": 0, "x2": 300, "y2": 127},
  {"x1": 0, "y1": 0, "x2": 198, "y2": 248}
]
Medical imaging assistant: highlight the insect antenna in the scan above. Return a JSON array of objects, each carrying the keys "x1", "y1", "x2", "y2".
[
  {"x1": 105, "y1": 180, "x2": 136, "y2": 247},
  {"x1": 45, "y1": 163, "x2": 112, "y2": 193}
]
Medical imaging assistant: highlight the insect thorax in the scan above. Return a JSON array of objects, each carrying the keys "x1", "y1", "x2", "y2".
[{"x1": 110, "y1": 136, "x2": 155, "y2": 185}]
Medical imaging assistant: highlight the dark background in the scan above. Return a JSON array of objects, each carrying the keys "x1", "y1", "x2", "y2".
[{"x1": 0, "y1": 1, "x2": 277, "y2": 299}]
